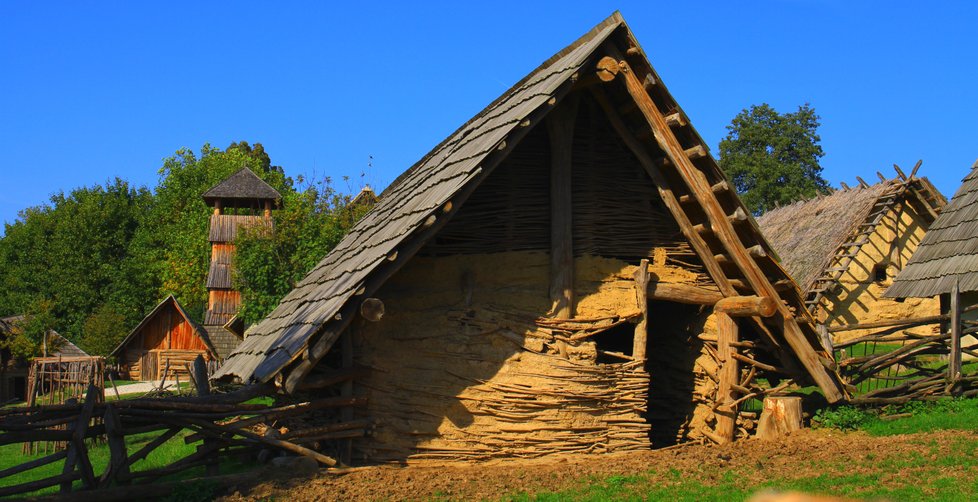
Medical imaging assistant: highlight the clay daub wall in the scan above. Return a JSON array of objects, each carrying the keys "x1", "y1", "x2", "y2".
[{"x1": 349, "y1": 252, "x2": 721, "y2": 462}]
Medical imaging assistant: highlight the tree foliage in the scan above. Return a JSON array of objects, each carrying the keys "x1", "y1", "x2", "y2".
[
  {"x1": 234, "y1": 177, "x2": 373, "y2": 324},
  {"x1": 0, "y1": 141, "x2": 364, "y2": 359},
  {"x1": 718, "y1": 103, "x2": 830, "y2": 214}
]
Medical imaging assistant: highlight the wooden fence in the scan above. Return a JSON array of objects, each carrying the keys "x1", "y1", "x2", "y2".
[
  {"x1": 828, "y1": 285, "x2": 978, "y2": 405},
  {"x1": 0, "y1": 358, "x2": 365, "y2": 498}
]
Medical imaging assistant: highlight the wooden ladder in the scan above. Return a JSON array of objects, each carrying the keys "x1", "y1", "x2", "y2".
[{"x1": 804, "y1": 181, "x2": 912, "y2": 314}]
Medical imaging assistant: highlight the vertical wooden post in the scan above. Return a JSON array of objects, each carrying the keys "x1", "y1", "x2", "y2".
[
  {"x1": 715, "y1": 312, "x2": 739, "y2": 443},
  {"x1": 264, "y1": 200, "x2": 272, "y2": 218},
  {"x1": 949, "y1": 279, "x2": 962, "y2": 386},
  {"x1": 192, "y1": 355, "x2": 210, "y2": 397},
  {"x1": 102, "y1": 404, "x2": 131, "y2": 486},
  {"x1": 340, "y1": 329, "x2": 355, "y2": 465},
  {"x1": 546, "y1": 97, "x2": 579, "y2": 319},
  {"x1": 632, "y1": 259, "x2": 650, "y2": 360},
  {"x1": 816, "y1": 324, "x2": 833, "y2": 353}
]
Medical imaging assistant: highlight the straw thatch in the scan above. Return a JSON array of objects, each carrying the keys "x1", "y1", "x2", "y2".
[
  {"x1": 757, "y1": 183, "x2": 893, "y2": 293},
  {"x1": 758, "y1": 176, "x2": 945, "y2": 296},
  {"x1": 887, "y1": 161, "x2": 978, "y2": 298}
]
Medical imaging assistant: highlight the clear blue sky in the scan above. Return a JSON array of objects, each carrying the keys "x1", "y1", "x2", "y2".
[{"x1": 2, "y1": 1, "x2": 976, "y2": 231}]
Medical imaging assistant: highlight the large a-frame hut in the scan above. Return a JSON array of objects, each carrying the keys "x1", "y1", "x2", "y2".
[
  {"x1": 112, "y1": 295, "x2": 217, "y2": 381},
  {"x1": 757, "y1": 171, "x2": 945, "y2": 341},
  {"x1": 215, "y1": 13, "x2": 845, "y2": 462},
  {"x1": 887, "y1": 161, "x2": 978, "y2": 319}
]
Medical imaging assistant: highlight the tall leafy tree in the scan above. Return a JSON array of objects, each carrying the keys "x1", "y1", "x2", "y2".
[
  {"x1": 234, "y1": 176, "x2": 372, "y2": 324},
  {"x1": 718, "y1": 103, "x2": 830, "y2": 214}
]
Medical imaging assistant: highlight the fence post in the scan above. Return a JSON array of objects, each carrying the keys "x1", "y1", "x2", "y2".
[
  {"x1": 948, "y1": 279, "x2": 962, "y2": 390},
  {"x1": 817, "y1": 324, "x2": 833, "y2": 353}
]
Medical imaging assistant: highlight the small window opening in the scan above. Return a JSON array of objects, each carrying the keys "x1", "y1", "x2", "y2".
[
  {"x1": 591, "y1": 322, "x2": 636, "y2": 364},
  {"x1": 873, "y1": 263, "x2": 888, "y2": 283}
]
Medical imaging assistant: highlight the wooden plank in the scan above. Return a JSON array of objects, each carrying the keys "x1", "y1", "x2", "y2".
[
  {"x1": 101, "y1": 404, "x2": 131, "y2": 487},
  {"x1": 546, "y1": 96, "x2": 579, "y2": 319},
  {"x1": 632, "y1": 259, "x2": 650, "y2": 360},
  {"x1": 715, "y1": 313, "x2": 739, "y2": 443},
  {"x1": 608, "y1": 50, "x2": 845, "y2": 403},
  {"x1": 62, "y1": 384, "x2": 98, "y2": 492},
  {"x1": 0, "y1": 471, "x2": 81, "y2": 498},
  {"x1": 340, "y1": 329, "x2": 355, "y2": 465},
  {"x1": 192, "y1": 355, "x2": 210, "y2": 397},
  {"x1": 0, "y1": 449, "x2": 67, "y2": 480},
  {"x1": 950, "y1": 279, "x2": 962, "y2": 382}
]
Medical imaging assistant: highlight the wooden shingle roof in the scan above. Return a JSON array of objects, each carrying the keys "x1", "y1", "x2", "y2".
[
  {"x1": 202, "y1": 167, "x2": 281, "y2": 205},
  {"x1": 214, "y1": 12, "x2": 847, "y2": 402},
  {"x1": 887, "y1": 161, "x2": 978, "y2": 298}
]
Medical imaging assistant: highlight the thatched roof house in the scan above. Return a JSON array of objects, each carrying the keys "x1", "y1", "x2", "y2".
[
  {"x1": 757, "y1": 173, "x2": 945, "y2": 336},
  {"x1": 215, "y1": 13, "x2": 845, "y2": 461},
  {"x1": 887, "y1": 161, "x2": 978, "y2": 299}
]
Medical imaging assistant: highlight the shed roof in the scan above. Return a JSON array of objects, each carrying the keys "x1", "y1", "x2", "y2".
[
  {"x1": 202, "y1": 167, "x2": 281, "y2": 206},
  {"x1": 214, "y1": 12, "x2": 846, "y2": 402},
  {"x1": 757, "y1": 176, "x2": 944, "y2": 295},
  {"x1": 0, "y1": 315, "x2": 88, "y2": 358},
  {"x1": 887, "y1": 161, "x2": 978, "y2": 298},
  {"x1": 111, "y1": 295, "x2": 216, "y2": 358}
]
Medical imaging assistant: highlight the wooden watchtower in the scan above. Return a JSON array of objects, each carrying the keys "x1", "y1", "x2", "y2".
[{"x1": 201, "y1": 167, "x2": 280, "y2": 357}]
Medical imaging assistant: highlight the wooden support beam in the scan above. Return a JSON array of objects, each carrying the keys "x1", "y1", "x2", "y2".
[
  {"x1": 607, "y1": 47, "x2": 845, "y2": 403},
  {"x1": 632, "y1": 259, "x2": 650, "y2": 360},
  {"x1": 728, "y1": 207, "x2": 749, "y2": 224},
  {"x1": 877, "y1": 171, "x2": 887, "y2": 182},
  {"x1": 715, "y1": 295, "x2": 778, "y2": 318},
  {"x1": 359, "y1": 298, "x2": 385, "y2": 322},
  {"x1": 685, "y1": 145, "x2": 707, "y2": 160},
  {"x1": 840, "y1": 181, "x2": 851, "y2": 191},
  {"x1": 595, "y1": 56, "x2": 621, "y2": 82},
  {"x1": 192, "y1": 355, "x2": 210, "y2": 397},
  {"x1": 547, "y1": 96, "x2": 579, "y2": 319},
  {"x1": 664, "y1": 112, "x2": 686, "y2": 127},
  {"x1": 648, "y1": 282, "x2": 723, "y2": 305},
  {"x1": 909, "y1": 159, "x2": 923, "y2": 179},
  {"x1": 856, "y1": 176, "x2": 870, "y2": 188},
  {"x1": 714, "y1": 313, "x2": 739, "y2": 443}
]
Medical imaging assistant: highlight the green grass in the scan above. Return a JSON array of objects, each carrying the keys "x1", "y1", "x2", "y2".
[{"x1": 510, "y1": 398, "x2": 978, "y2": 502}]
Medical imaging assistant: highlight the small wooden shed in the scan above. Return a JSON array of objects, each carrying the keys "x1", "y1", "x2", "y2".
[
  {"x1": 757, "y1": 171, "x2": 945, "y2": 342},
  {"x1": 112, "y1": 295, "x2": 216, "y2": 381},
  {"x1": 0, "y1": 315, "x2": 87, "y2": 402},
  {"x1": 216, "y1": 13, "x2": 846, "y2": 462}
]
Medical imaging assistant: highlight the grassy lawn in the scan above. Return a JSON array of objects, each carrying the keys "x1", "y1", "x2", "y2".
[
  {"x1": 0, "y1": 427, "x2": 256, "y2": 498},
  {"x1": 512, "y1": 398, "x2": 978, "y2": 502}
]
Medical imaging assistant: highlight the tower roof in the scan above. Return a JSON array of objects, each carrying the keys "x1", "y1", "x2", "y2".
[{"x1": 202, "y1": 167, "x2": 281, "y2": 206}]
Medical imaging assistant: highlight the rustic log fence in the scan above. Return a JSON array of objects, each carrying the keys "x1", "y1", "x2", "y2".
[
  {"x1": 0, "y1": 357, "x2": 366, "y2": 498},
  {"x1": 828, "y1": 283, "x2": 978, "y2": 404}
]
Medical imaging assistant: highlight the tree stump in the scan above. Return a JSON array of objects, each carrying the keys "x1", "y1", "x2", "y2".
[{"x1": 756, "y1": 396, "x2": 803, "y2": 441}]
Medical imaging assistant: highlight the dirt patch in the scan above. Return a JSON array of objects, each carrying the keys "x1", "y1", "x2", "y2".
[{"x1": 218, "y1": 428, "x2": 978, "y2": 501}]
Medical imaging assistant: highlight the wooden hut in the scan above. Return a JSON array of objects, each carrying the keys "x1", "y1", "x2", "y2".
[
  {"x1": 111, "y1": 295, "x2": 217, "y2": 381},
  {"x1": 757, "y1": 171, "x2": 945, "y2": 342},
  {"x1": 887, "y1": 160, "x2": 978, "y2": 327},
  {"x1": 0, "y1": 315, "x2": 87, "y2": 402},
  {"x1": 202, "y1": 167, "x2": 280, "y2": 357},
  {"x1": 215, "y1": 13, "x2": 845, "y2": 462}
]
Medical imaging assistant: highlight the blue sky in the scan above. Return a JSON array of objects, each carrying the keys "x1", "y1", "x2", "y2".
[{"x1": 1, "y1": 1, "x2": 976, "y2": 230}]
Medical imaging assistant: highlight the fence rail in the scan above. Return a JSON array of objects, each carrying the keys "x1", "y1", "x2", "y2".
[{"x1": 828, "y1": 283, "x2": 978, "y2": 404}]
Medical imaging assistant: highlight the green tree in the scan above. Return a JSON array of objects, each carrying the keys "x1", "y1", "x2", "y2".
[
  {"x1": 718, "y1": 103, "x2": 830, "y2": 214},
  {"x1": 146, "y1": 143, "x2": 291, "y2": 319},
  {"x1": 234, "y1": 177, "x2": 372, "y2": 324}
]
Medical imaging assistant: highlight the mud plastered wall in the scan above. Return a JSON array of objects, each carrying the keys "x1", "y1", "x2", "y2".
[{"x1": 351, "y1": 251, "x2": 719, "y2": 463}]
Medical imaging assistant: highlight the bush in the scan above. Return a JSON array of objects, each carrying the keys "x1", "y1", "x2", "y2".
[{"x1": 811, "y1": 405, "x2": 874, "y2": 431}]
